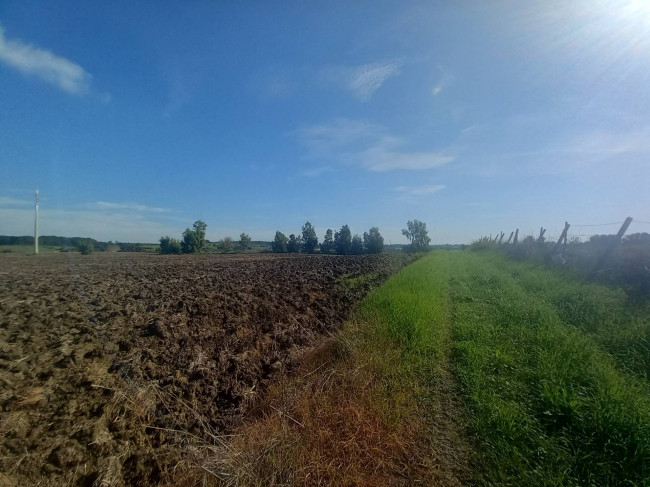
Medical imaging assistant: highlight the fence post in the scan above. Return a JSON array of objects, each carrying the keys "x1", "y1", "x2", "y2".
[
  {"x1": 498, "y1": 232, "x2": 505, "y2": 245},
  {"x1": 506, "y1": 231, "x2": 514, "y2": 244},
  {"x1": 552, "y1": 221, "x2": 571, "y2": 253},
  {"x1": 538, "y1": 227, "x2": 546, "y2": 242},
  {"x1": 513, "y1": 229, "x2": 519, "y2": 245},
  {"x1": 593, "y1": 217, "x2": 633, "y2": 273}
]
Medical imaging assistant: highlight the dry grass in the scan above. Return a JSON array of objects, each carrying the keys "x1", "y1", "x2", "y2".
[{"x1": 208, "y1": 331, "x2": 440, "y2": 487}]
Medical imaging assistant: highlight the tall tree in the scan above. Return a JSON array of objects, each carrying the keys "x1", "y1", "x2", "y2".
[
  {"x1": 181, "y1": 220, "x2": 207, "y2": 253},
  {"x1": 287, "y1": 234, "x2": 301, "y2": 253},
  {"x1": 321, "y1": 229, "x2": 334, "y2": 254},
  {"x1": 193, "y1": 220, "x2": 207, "y2": 252},
  {"x1": 351, "y1": 234, "x2": 364, "y2": 254},
  {"x1": 272, "y1": 231, "x2": 288, "y2": 253},
  {"x1": 402, "y1": 219, "x2": 431, "y2": 252},
  {"x1": 181, "y1": 228, "x2": 197, "y2": 253},
  {"x1": 239, "y1": 232, "x2": 252, "y2": 251},
  {"x1": 334, "y1": 225, "x2": 352, "y2": 255},
  {"x1": 301, "y1": 221, "x2": 318, "y2": 253},
  {"x1": 363, "y1": 227, "x2": 384, "y2": 254}
]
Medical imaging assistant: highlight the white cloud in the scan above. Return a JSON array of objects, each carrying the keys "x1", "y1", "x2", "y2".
[
  {"x1": 0, "y1": 196, "x2": 32, "y2": 207},
  {"x1": 0, "y1": 24, "x2": 91, "y2": 95},
  {"x1": 0, "y1": 197, "x2": 182, "y2": 241},
  {"x1": 0, "y1": 207, "x2": 180, "y2": 242},
  {"x1": 94, "y1": 201, "x2": 171, "y2": 213},
  {"x1": 394, "y1": 184, "x2": 446, "y2": 196},
  {"x1": 322, "y1": 60, "x2": 403, "y2": 101},
  {"x1": 296, "y1": 118, "x2": 454, "y2": 172}
]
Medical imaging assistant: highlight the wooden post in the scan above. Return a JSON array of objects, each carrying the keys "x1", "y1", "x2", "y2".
[
  {"x1": 593, "y1": 217, "x2": 633, "y2": 272},
  {"x1": 513, "y1": 229, "x2": 519, "y2": 245},
  {"x1": 553, "y1": 222, "x2": 570, "y2": 252},
  {"x1": 506, "y1": 231, "x2": 514, "y2": 244},
  {"x1": 538, "y1": 227, "x2": 546, "y2": 242},
  {"x1": 498, "y1": 232, "x2": 505, "y2": 245}
]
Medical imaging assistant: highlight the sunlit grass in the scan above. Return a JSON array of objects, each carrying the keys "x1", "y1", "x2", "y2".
[{"x1": 450, "y1": 251, "x2": 650, "y2": 486}]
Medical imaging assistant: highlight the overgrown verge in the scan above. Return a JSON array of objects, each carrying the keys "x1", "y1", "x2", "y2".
[
  {"x1": 212, "y1": 252, "x2": 472, "y2": 486},
  {"x1": 450, "y1": 251, "x2": 650, "y2": 486}
]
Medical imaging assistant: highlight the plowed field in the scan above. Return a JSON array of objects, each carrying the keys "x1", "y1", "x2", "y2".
[{"x1": 0, "y1": 252, "x2": 413, "y2": 486}]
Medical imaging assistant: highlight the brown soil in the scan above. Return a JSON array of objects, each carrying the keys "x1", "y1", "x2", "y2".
[{"x1": 0, "y1": 252, "x2": 413, "y2": 486}]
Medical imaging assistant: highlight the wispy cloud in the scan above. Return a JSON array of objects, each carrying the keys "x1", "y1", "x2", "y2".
[
  {"x1": 432, "y1": 66, "x2": 454, "y2": 96},
  {"x1": 322, "y1": 59, "x2": 404, "y2": 101},
  {"x1": 0, "y1": 24, "x2": 91, "y2": 95},
  {"x1": 249, "y1": 65, "x2": 297, "y2": 100},
  {"x1": 296, "y1": 118, "x2": 454, "y2": 172},
  {"x1": 0, "y1": 207, "x2": 180, "y2": 242},
  {"x1": 394, "y1": 184, "x2": 446, "y2": 196},
  {"x1": 0, "y1": 196, "x2": 33, "y2": 207},
  {"x1": 94, "y1": 201, "x2": 172, "y2": 213},
  {"x1": 0, "y1": 198, "x2": 181, "y2": 241}
]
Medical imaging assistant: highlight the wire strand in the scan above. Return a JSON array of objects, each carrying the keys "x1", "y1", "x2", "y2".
[{"x1": 571, "y1": 222, "x2": 624, "y2": 227}]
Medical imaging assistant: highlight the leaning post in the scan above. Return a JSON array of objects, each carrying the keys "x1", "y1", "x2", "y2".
[{"x1": 593, "y1": 217, "x2": 633, "y2": 273}]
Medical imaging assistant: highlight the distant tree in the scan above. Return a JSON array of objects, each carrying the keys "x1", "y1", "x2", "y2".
[
  {"x1": 351, "y1": 234, "x2": 364, "y2": 254},
  {"x1": 181, "y1": 228, "x2": 197, "y2": 253},
  {"x1": 402, "y1": 219, "x2": 431, "y2": 252},
  {"x1": 287, "y1": 234, "x2": 301, "y2": 253},
  {"x1": 363, "y1": 227, "x2": 384, "y2": 254},
  {"x1": 193, "y1": 220, "x2": 207, "y2": 252},
  {"x1": 301, "y1": 221, "x2": 318, "y2": 253},
  {"x1": 181, "y1": 220, "x2": 208, "y2": 253},
  {"x1": 321, "y1": 229, "x2": 334, "y2": 254},
  {"x1": 220, "y1": 236, "x2": 234, "y2": 252},
  {"x1": 239, "y1": 232, "x2": 252, "y2": 251},
  {"x1": 334, "y1": 225, "x2": 352, "y2": 255},
  {"x1": 272, "y1": 231, "x2": 288, "y2": 253},
  {"x1": 77, "y1": 241, "x2": 94, "y2": 255},
  {"x1": 119, "y1": 242, "x2": 143, "y2": 252},
  {"x1": 159, "y1": 236, "x2": 182, "y2": 254}
]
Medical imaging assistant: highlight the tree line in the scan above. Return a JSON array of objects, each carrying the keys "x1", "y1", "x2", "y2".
[
  {"x1": 271, "y1": 222, "x2": 385, "y2": 255},
  {"x1": 160, "y1": 219, "x2": 431, "y2": 255},
  {"x1": 159, "y1": 220, "x2": 253, "y2": 254},
  {"x1": 270, "y1": 219, "x2": 430, "y2": 254}
]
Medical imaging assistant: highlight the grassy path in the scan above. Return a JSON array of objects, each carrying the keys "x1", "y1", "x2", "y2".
[{"x1": 215, "y1": 250, "x2": 650, "y2": 486}]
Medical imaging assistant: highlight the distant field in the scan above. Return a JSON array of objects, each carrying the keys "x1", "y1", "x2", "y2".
[{"x1": 0, "y1": 244, "x2": 61, "y2": 254}]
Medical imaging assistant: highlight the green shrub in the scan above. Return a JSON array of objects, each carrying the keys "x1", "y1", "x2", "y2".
[{"x1": 77, "y1": 242, "x2": 94, "y2": 255}]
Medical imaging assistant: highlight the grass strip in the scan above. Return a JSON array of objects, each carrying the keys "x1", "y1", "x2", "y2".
[
  {"x1": 450, "y1": 251, "x2": 650, "y2": 486},
  {"x1": 215, "y1": 252, "x2": 472, "y2": 486}
]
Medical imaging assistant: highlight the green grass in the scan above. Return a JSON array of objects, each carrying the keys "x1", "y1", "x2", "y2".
[
  {"x1": 0, "y1": 244, "x2": 61, "y2": 254},
  {"x1": 212, "y1": 249, "x2": 650, "y2": 485},
  {"x1": 347, "y1": 250, "x2": 650, "y2": 485},
  {"x1": 447, "y1": 251, "x2": 650, "y2": 486},
  {"x1": 352, "y1": 253, "x2": 455, "y2": 422}
]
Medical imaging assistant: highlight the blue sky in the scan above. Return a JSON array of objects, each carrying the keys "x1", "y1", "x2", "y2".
[{"x1": 2, "y1": 1, "x2": 649, "y2": 243}]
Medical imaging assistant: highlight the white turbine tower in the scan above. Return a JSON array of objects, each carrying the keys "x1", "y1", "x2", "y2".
[{"x1": 34, "y1": 189, "x2": 39, "y2": 254}]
